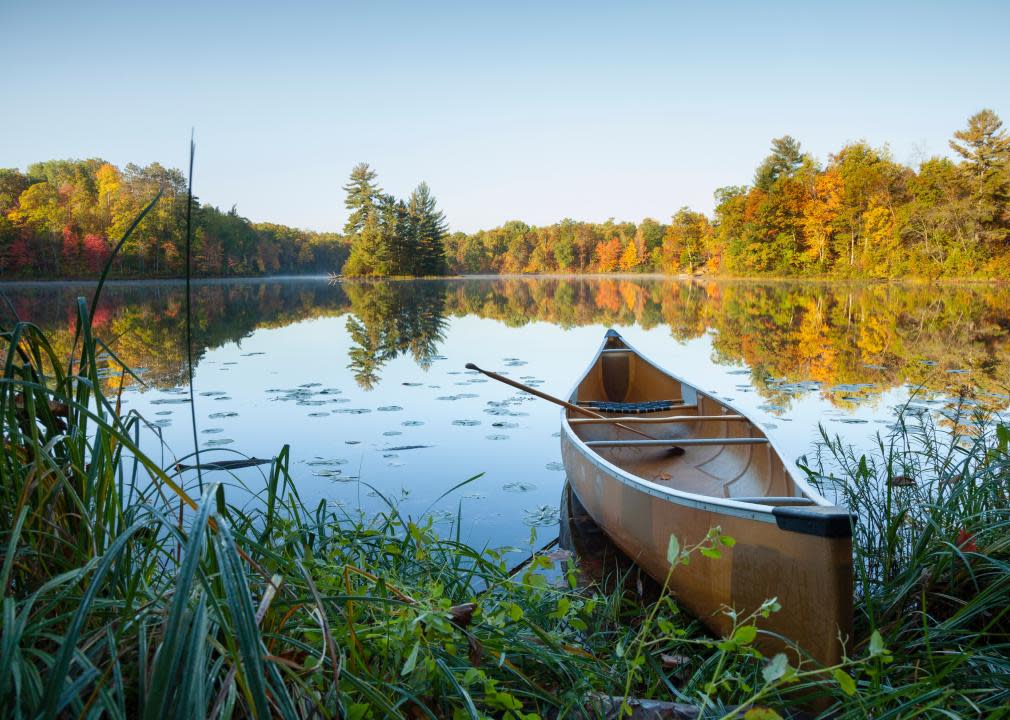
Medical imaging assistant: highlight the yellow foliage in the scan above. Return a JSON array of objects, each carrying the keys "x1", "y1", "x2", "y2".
[
  {"x1": 96, "y1": 163, "x2": 121, "y2": 204},
  {"x1": 802, "y1": 169, "x2": 844, "y2": 263},
  {"x1": 857, "y1": 315, "x2": 890, "y2": 356},
  {"x1": 619, "y1": 239, "x2": 639, "y2": 271}
]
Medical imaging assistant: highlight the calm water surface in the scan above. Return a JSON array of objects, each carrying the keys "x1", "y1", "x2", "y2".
[{"x1": 5, "y1": 276, "x2": 1009, "y2": 552}]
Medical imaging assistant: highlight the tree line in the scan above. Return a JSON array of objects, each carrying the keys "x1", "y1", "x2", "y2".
[
  {"x1": 0, "y1": 159, "x2": 348, "y2": 278},
  {"x1": 444, "y1": 109, "x2": 1010, "y2": 278},
  {"x1": 4, "y1": 109, "x2": 1006, "y2": 280}
]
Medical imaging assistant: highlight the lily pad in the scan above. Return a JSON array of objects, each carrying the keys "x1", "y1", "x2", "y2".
[{"x1": 523, "y1": 505, "x2": 560, "y2": 526}]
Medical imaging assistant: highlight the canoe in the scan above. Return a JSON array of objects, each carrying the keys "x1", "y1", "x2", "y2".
[{"x1": 560, "y1": 329, "x2": 853, "y2": 665}]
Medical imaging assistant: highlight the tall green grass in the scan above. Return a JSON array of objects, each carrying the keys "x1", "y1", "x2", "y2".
[{"x1": 801, "y1": 403, "x2": 1010, "y2": 715}]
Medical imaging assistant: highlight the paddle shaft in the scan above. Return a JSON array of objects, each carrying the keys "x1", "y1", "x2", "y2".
[{"x1": 464, "y1": 363, "x2": 656, "y2": 440}]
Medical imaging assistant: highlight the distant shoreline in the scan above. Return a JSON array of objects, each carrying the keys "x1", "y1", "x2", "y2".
[{"x1": 1, "y1": 272, "x2": 1005, "y2": 287}]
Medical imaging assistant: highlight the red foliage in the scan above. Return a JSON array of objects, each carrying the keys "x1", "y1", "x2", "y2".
[
  {"x1": 956, "y1": 529, "x2": 977, "y2": 553},
  {"x1": 61, "y1": 226, "x2": 81, "y2": 270},
  {"x1": 81, "y1": 234, "x2": 111, "y2": 273},
  {"x1": 60, "y1": 228, "x2": 111, "y2": 275},
  {"x1": 5, "y1": 234, "x2": 34, "y2": 274},
  {"x1": 90, "y1": 305, "x2": 113, "y2": 328}
]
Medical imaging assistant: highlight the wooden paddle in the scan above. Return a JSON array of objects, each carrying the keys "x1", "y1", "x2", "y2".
[{"x1": 465, "y1": 363, "x2": 682, "y2": 453}]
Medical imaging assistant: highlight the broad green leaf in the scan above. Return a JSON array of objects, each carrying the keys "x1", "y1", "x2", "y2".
[
  {"x1": 666, "y1": 534, "x2": 680, "y2": 563},
  {"x1": 401, "y1": 640, "x2": 421, "y2": 675},
  {"x1": 732, "y1": 625, "x2": 758, "y2": 645},
  {"x1": 762, "y1": 653, "x2": 789, "y2": 683},
  {"x1": 869, "y1": 629, "x2": 885, "y2": 656},
  {"x1": 744, "y1": 709, "x2": 784, "y2": 720},
  {"x1": 834, "y1": 668, "x2": 856, "y2": 695}
]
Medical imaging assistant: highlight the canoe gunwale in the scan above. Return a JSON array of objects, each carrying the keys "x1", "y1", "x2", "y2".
[{"x1": 561, "y1": 329, "x2": 838, "y2": 525}]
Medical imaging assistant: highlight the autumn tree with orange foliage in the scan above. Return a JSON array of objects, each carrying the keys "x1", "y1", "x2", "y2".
[
  {"x1": 595, "y1": 237, "x2": 622, "y2": 271},
  {"x1": 442, "y1": 110, "x2": 1010, "y2": 279}
]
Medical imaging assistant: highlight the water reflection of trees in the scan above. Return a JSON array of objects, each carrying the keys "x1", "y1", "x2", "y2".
[
  {"x1": 3, "y1": 277, "x2": 1008, "y2": 406},
  {"x1": 344, "y1": 281, "x2": 447, "y2": 389},
  {"x1": 443, "y1": 278, "x2": 1010, "y2": 407},
  {"x1": 1, "y1": 280, "x2": 351, "y2": 389}
]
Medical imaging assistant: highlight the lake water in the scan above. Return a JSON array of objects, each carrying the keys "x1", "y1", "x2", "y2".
[{"x1": 5, "y1": 276, "x2": 1009, "y2": 553}]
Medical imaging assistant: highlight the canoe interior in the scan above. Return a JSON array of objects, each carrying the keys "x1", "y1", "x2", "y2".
[
  {"x1": 561, "y1": 331, "x2": 853, "y2": 667},
  {"x1": 568, "y1": 336, "x2": 802, "y2": 502}
]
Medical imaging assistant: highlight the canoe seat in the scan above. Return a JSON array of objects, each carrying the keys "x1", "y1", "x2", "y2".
[{"x1": 578, "y1": 400, "x2": 680, "y2": 414}]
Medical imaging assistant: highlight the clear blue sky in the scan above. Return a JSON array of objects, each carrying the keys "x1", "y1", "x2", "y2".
[{"x1": 2, "y1": 1, "x2": 1007, "y2": 233}]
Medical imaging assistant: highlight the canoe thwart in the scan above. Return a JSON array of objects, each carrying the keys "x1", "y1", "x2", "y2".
[
  {"x1": 569, "y1": 414, "x2": 746, "y2": 424},
  {"x1": 578, "y1": 400, "x2": 683, "y2": 414},
  {"x1": 586, "y1": 437, "x2": 769, "y2": 447},
  {"x1": 731, "y1": 496, "x2": 817, "y2": 506},
  {"x1": 772, "y1": 505, "x2": 856, "y2": 538}
]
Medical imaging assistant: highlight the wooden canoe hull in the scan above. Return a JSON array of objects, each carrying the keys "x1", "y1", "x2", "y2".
[
  {"x1": 563, "y1": 435, "x2": 852, "y2": 664},
  {"x1": 561, "y1": 330, "x2": 853, "y2": 665}
]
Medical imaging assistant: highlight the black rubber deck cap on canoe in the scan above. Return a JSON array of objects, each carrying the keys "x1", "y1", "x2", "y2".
[{"x1": 772, "y1": 505, "x2": 855, "y2": 538}]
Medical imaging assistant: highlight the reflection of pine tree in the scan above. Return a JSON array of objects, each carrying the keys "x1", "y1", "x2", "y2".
[{"x1": 344, "y1": 282, "x2": 448, "y2": 389}]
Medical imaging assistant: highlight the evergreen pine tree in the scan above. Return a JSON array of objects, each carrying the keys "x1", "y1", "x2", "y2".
[
  {"x1": 408, "y1": 181, "x2": 448, "y2": 275},
  {"x1": 949, "y1": 109, "x2": 1010, "y2": 206},
  {"x1": 378, "y1": 194, "x2": 412, "y2": 275},
  {"x1": 343, "y1": 163, "x2": 381, "y2": 235},
  {"x1": 343, "y1": 212, "x2": 390, "y2": 276},
  {"x1": 342, "y1": 163, "x2": 387, "y2": 275},
  {"x1": 949, "y1": 109, "x2": 1010, "y2": 248},
  {"x1": 754, "y1": 136, "x2": 805, "y2": 191}
]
